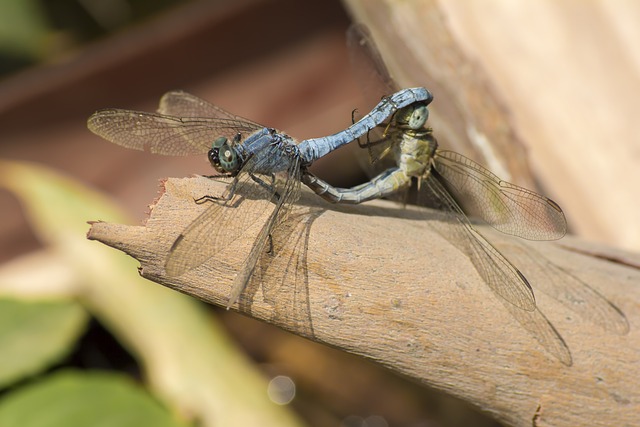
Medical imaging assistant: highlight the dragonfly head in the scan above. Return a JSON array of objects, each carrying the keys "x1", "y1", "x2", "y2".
[
  {"x1": 208, "y1": 136, "x2": 241, "y2": 174},
  {"x1": 396, "y1": 102, "x2": 429, "y2": 130}
]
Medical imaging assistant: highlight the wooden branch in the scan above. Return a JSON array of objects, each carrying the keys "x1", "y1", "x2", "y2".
[{"x1": 88, "y1": 177, "x2": 639, "y2": 427}]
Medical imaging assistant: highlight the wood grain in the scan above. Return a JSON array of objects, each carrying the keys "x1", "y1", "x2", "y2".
[{"x1": 88, "y1": 176, "x2": 639, "y2": 427}]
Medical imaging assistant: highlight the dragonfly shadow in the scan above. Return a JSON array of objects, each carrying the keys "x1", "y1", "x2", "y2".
[
  {"x1": 293, "y1": 184, "x2": 439, "y2": 222},
  {"x1": 239, "y1": 205, "x2": 324, "y2": 338},
  {"x1": 490, "y1": 235, "x2": 630, "y2": 336},
  {"x1": 224, "y1": 181, "x2": 447, "y2": 339},
  {"x1": 499, "y1": 294, "x2": 573, "y2": 366},
  {"x1": 222, "y1": 178, "x2": 600, "y2": 365},
  {"x1": 420, "y1": 209, "x2": 574, "y2": 365}
]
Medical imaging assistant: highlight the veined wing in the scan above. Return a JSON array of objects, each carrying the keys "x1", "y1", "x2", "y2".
[
  {"x1": 433, "y1": 150, "x2": 567, "y2": 240},
  {"x1": 87, "y1": 100, "x2": 264, "y2": 156},
  {"x1": 347, "y1": 25, "x2": 428, "y2": 177},
  {"x1": 164, "y1": 173, "x2": 274, "y2": 277},
  {"x1": 423, "y1": 170, "x2": 572, "y2": 364},
  {"x1": 496, "y1": 238, "x2": 629, "y2": 335},
  {"x1": 165, "y1": 139, "x2": 303, "y2": 308},
  {"x1": 157, "y1": 91, "x2": 265, "y2": 129},
  {"x1": 226, "y1": 152, "x2": 303, "y2": 307},
  {"x1": 422, "y1": 170, "x2": 536, "y2": 311},
  {"x1": 252, "y1": 207, "x2": 321, "y2": 337},
  {"x1": 164, "y1": 137, "x2": 294, "y2": 277},
  {"x1": 499, "y1": 296, "x2": 572, "y2": 366}
]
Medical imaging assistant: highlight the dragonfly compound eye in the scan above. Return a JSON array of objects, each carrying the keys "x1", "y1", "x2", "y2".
[
  {"x1": 208, "y1": 137, "x2": 238, "y2": 173},
  {"x1": 407, "y1": 104, "x2": 428, "y2": 130},
  {"x1": 395, "y1": 103, "x2": 428, "y2": 130}
]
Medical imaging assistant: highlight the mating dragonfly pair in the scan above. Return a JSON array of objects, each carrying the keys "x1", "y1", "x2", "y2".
[
  {"x1": 91, "y1": 25, "x2": 614, "y2": 364},
  {"x1": 88, "y1": 85, "x2": 565, "y2": 309}
]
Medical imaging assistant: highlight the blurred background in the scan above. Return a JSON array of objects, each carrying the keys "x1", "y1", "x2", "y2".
[
  {"x1": 0, "y1": 0, "x2": 369, "y2": 256},
  {"x1": 0, "y1": 0, "x2": 638, "y2": 426}
]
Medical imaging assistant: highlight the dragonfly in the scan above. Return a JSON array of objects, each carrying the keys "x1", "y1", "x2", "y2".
[
  {"x1": 87, "y1": 88, "x2": 431, "y2": 307},
  {"x1": 302, "y1": 24, "x2": 572, "y2": 363}
]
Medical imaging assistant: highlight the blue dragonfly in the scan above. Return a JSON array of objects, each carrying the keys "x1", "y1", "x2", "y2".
[{"x1": 87, "y1": 88, "x2": 431, "y2": 307}]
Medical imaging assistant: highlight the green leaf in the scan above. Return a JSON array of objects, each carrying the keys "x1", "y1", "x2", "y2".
[
  {"x1": 0, "y1": 298, "x2": 87, "y2": 388},
  {"x1": 0, "y1": 370, "x2": 186, "y2": 427}
]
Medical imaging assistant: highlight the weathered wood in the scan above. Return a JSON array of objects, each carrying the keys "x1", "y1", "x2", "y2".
[
  {"x1": 88, "y1": 176, "x2": 639, "y2": 427},
  {"x1": 343, "y1": 0, "x2": 640, "y2": 252}
]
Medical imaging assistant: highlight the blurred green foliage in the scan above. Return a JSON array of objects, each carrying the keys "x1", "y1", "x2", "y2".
[
  {"x1": 0, "y1": 0, "x2": 185, "y2": 75},
  {"x1": 0, "y1": 370, "x2": 183, "y2": 427},
  {"x1": 0, "y1": 299, "x2": 87, "y2": 388},
  {"x1": 0, "y1": 160, "x2": 304, "y2": 427}
]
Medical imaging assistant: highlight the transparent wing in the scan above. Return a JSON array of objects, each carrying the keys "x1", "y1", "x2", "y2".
[
  {"x1": 497, "y1": 238, "x2": 629, "y2": 335},
  {"x1": 87, "y1": 96, "x2": 265, "y2": 156},
  {"x1": 499, "y1": 297, "x2": 572, "y2": 366},
  {"x1": 165, "y1": 136, "x2": 295, "y2": 275},
  {"x1": 347, "y1": 24, "x2": 418, "y2": 184},
  {"x1": 423, "y1": 172, "x2": 572, "y2": 364},
  {"x1": 164, "y1": 168, "x2": 276, "y2": 277},
  {"x1": 347, "y1": 24, "x2": 398, "y2": 166},
  {"x1": 252, "y1": 207, "x2": 321, "y2": 337},
  {"x1": 226, "y1": 153, "x2": 303, "y2": 307},
  {"x1": 165, "y1": 140, "x2": 303, "y2": 307},
  {"x1": 421, "y1": 171, "x2": 536, "y2": 311},
  {"x1": 434, "y1": 150, "x2": 567, "y2": 240},
  {"x1": 157, "y1": 91, "x2": 265, "y2": 128}
]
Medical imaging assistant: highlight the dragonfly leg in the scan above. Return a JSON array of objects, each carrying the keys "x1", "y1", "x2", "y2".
[
  {"x1": 200, "y1": 173, "x2": 229, "y2": 179},
  {"x1": 357, "y1": 123, "x2": 392, "y2": 148},
  {"x1": 356, "y1": 124, "x2": 395, "y2": 164},
  {"x1": 249, "y1": 173, "x2": 280, "y2": 203},
  {"x1": 266, "y1": 233, "x2": 275, "y2": 255},
  {"x1": 351, "y1": 109, "x2": 379, "y2": 152},
  {"x1": 194, "y1": 194, "x2": 221, "y2": 204},
  {"x1": 303, "y1": 168, "x2": 410, "y2": 204},
  {"x1": 193, "y1": 172, "x2": 243, "y2": 204},
  {"x1": 351, "y1": 108, "x2": 363, "y2": 147}
]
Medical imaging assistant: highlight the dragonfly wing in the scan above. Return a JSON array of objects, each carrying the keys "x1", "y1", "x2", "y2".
[
  {"x1": 164, "y1": 170, "x2": 276, "y2": 277},
  {"x1": 157, "y1": 91, "x2": 266, "y2": 130},
  {"x1": 433, "y1": 150, "x2": 567, "y2": 240},
  {"x1": 498, "y1": 238, "x2": 629, "y2": 335},
  {"x1": 421, "y1": 170, "x2": 537, "y2": 311},
  {"x1": 226, "y1": 153, "x2": 303, "y2": 307},
  {"x1": 89, "y1": 91, "x2": 266, "y2": 156},
  {"x1": 423, "y1": 172, "x2": 572, "y2": 364},
  {"x1": 500, "y1": 297, "x2": 572, "y2": 366},
  {"x1": 88, "y1": 109, "x2": 210, "y2": 155},
  {"x1": 166, "y1": 135, "x2": 302, "y2": 307},
  {"x1": 88, "y1": 108, "x2": 269, "y2": 156},
  {"x1": 252, "y1": 206, "x2": 320, "y2": 337},
  {"x1": 346, "y1": 24, "x2": 403, "y2": 174},
  {"x1": 164, "y1": 140, "x2": 295, "y2": 276}
]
